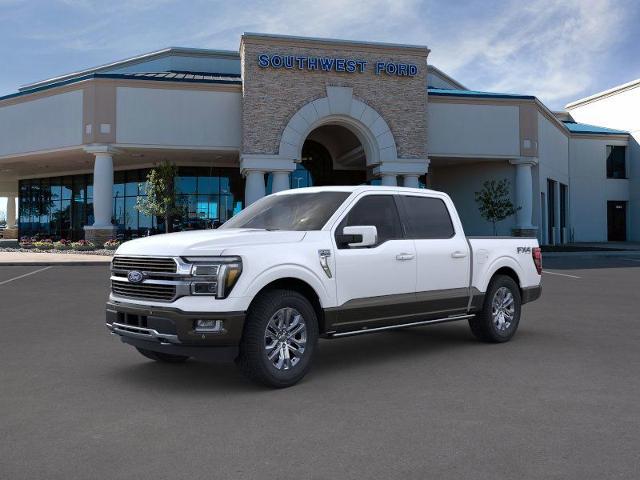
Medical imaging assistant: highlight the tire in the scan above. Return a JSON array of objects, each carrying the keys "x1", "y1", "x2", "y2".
[
  {"x1": 136, "y1": 347, "x2": 189, "y2": 363},
  {"x1": 237, "y1": 289, "x2": 319, "y2": 388},
  {"x1": 468, "y1": 275, "x2": 522, "y2": 343}
]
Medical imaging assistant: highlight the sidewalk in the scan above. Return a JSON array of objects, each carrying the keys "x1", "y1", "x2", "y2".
[{"x1": 0, "y1": 252, "x2": 113, "y2": 266}]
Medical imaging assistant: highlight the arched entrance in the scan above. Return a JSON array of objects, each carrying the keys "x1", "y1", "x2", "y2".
[{"x1": 297, "y1": 124, "x2": 368, "y2": 187}]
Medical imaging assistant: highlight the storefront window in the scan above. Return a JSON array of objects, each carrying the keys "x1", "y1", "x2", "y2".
[{"x1": 18, "y1": 166, "x2": 244, "y2": 240}]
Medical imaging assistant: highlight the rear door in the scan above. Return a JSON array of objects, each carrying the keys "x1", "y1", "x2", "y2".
[
  {"x1": 330, "y1": 193, "x2": 416, "y2": 330},
  {"x1": 397, "y1": 194, "x2": 470, "y2": 316}
]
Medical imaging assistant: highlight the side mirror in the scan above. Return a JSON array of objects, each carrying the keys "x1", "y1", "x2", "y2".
[{"x1": 337, "y1": 225, "x2": 378, "y2": 248}]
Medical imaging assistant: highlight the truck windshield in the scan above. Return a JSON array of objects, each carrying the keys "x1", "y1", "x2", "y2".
[{"x1": 220, "y1": 192, "x2": 350, "y2": 231}]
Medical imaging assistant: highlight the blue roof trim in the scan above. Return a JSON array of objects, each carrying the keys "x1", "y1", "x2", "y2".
[
  {"x1": 428, "y1": 87, "x2": 535, "y2": 100},
  {"x1": 0, "y1": 72, "x2": 242, "y2": 102},
  {"x1": 562, "y1": 121, "x2": 628, "y2": 135}
]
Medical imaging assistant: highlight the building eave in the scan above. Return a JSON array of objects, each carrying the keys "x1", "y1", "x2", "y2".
[
  {"x1": 19, "y1": 47, "x2": 241, "y2": 93},
  {"x1": 565, "y1": 78, "x2": 640, "y2": 109}
]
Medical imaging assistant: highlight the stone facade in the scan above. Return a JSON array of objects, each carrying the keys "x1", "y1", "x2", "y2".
[{"x1": 240, "y1": 34, "x2": 429, "y2": 161}]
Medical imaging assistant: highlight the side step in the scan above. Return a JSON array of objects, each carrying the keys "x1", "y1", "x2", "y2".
[{"x1": 327, "y1": 314, "x2": 475, "y2": 338}]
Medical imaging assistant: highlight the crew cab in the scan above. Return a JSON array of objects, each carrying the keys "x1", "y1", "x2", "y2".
[{"x1": 106, "y1": 186, "x2": 542, "y2": 387}]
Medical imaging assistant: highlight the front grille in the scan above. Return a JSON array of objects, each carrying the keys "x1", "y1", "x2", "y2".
[
  {"x1": 112, "y1": 256, "x2": 177, "y2": 273},
  {"x1": 111, "y1": 280, "x2": 176, "y2": 302}
]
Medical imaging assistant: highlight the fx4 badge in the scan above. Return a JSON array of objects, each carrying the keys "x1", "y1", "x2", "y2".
[{"x1": 517, "y1": 247, "x2": 532, "y2": 254}]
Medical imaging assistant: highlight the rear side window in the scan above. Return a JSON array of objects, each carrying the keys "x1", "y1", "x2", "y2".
[
  {"x1": 399, "y1": 196, "x2": 455, "y2": 239},
  {"x1": 337, "y1": 195, "x2": 403, "y2": 246}
]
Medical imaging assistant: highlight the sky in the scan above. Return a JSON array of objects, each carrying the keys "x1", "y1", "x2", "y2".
[{"x1": 1, "y1": 0, "x2": 640, "y2": 215}]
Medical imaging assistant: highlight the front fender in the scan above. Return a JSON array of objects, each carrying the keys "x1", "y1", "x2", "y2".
[{"x1": 240, "y1": 263, "x2": 332, "y2": 308}]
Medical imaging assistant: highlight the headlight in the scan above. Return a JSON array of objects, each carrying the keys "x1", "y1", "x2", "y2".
[{"x1": 183, "y1": 256, "x2": 242, "y2": 299}]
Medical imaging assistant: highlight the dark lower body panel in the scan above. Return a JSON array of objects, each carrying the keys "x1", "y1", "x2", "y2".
[
  {"x1": 106, "y1": 300, "x2": 246, "y2": 349},
  {"x1": 119, "y1": 336, "x2": 238, "y2": 362},
  {"x1": 521, "y1": 285, "x2": 542, "y2": 304}
]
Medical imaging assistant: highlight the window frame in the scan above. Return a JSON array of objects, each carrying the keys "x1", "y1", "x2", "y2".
[
  {"x1": 396, "y1": 194, "x2": 456, "y2": 240},
  {"x1": 333, "y1": 193, "x2": 405, "y2": 249},
  {"x1": 606, "y1": 145, "x2": 627, "y2": 179}
]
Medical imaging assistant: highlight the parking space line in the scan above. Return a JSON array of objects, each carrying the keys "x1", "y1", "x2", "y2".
[
  {"x1": 623, "y1": 258, "x2": 640, "y2": 262},
  {"x1": 542, "y1": 270, "x2": 581, "y2": 279},
  {"x1": 0, "y1": 266, "x2": 52, "y2": 286}
]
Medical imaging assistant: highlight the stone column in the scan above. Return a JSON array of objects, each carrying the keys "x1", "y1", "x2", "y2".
[
  {"x1": 6, "y1": 195, "x2": 16, "y2": 228},
  {"x1": 244, "y1": 170, "x2": 266, "y2": 206},
  {"x1": 84, "y1": 146, "x2": 117, "y2": 244},
  {"x1": 380, "y1": 174, "x2": 397, "y2": 186},
  {"x1": 2, "y1": 195, "x2": 18, "y2": 240},
  {"x1": 271, "y1": 171, "x2": 290, "y2": 193},
  {"x1": 402, "y1": 174, "x2": 421, "y2": 189},
  {"x1": 510, "y1": 158, "x2": 538, "y2": 237}
]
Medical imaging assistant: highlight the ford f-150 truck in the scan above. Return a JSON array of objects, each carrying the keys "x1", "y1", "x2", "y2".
[{"x1": 106, "y1": 186, "x2": 542, "y2": 387}]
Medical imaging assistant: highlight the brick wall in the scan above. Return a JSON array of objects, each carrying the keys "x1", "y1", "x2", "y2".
[{"x1": 240, "y1": 36, "x2": 429, "y2": 160}]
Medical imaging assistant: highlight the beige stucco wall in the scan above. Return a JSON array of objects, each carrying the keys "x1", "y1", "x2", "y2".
[{"x1": 240, "y1": 35, "x2": 429, "y2": 160}]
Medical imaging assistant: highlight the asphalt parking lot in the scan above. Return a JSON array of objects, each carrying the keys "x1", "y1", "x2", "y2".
[{"x1": 1, "y1": 256, "x2": 639, "y2": 479}]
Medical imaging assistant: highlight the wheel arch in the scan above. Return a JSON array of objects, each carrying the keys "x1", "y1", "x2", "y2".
[
  {"x1": 480, "y1": 257, "x2": 524, "y2": 293},
  {"x1": 248, "y1": 277, "x2": 327, "y2": 333}
]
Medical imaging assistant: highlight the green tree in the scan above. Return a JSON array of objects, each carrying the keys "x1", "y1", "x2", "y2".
[
  {"x1": 136, "y1": 161, "x2": 182, "y2": 233},
  {"x1": 474, "y1": 179, "x2": 520, "y2": 236}
]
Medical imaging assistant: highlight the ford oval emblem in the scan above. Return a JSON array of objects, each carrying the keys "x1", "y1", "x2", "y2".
[{"x1": 127, "y1": 270, "x2": 144, "y2": 284}]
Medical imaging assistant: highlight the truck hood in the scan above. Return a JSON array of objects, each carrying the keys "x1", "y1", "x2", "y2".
[{"x1": 115, "y1": 229, "x2": 307, "y2": 257}]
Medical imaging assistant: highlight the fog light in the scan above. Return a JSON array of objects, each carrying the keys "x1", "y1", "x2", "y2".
[
  {"x1": 195, "y1": 319, "x2": 224, "y2": 333},
  {"x1": 192, "y1": 282, "x2": 218, "y2": 295}
]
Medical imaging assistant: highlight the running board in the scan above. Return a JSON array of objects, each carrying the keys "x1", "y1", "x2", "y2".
[{"x1": 327, "y1": 314, "x2": 475, "y2": 338}]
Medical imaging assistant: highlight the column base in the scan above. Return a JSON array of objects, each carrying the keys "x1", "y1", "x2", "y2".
[
  {"x1": 84, "y1": 225, "x2": 117, "y2": 246},
  {"x1": 511, "y1": 227, "x2": 538, "y2": 237},
  {"x1": 1, "y1": 227, "x2": 18, "y2": 240}
]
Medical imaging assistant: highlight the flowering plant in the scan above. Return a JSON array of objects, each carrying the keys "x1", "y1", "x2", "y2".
[
  {"x1": 71, "y1": 239, "x2": 96, "y2": 251},
  {"x1": 19, "y1": 236, "x2": 34, "y2": 249},
  {"x1": 54, "y1": 239, "x2": 73, "y2": 250},
  {"x1": 103, "y1": 239, "x2": 121, "y2": 250},
  {"x1": 33, "y1": 239, "x2": 54, "y2": 250}
]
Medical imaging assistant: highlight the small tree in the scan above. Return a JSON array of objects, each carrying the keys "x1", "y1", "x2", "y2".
[
  {"x1": 474, "y1": 179, "x2": 519, "y2": 236},
  {"x1": 136, "y1": 161, "x2": 182, "y2": 233}
]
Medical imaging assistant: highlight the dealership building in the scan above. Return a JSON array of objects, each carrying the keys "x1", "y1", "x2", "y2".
[{"x1": 0, "y1": 33, "x2": 637, "y2": 244}]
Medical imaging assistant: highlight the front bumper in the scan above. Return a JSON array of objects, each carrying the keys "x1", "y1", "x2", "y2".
[{"x1": 106, "y1": 300, "x2": 246, "y2": 349}]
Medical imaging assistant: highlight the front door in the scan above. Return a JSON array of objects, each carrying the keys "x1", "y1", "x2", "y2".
[
  {"x1": 330, "y1": 193, "x2": 416, "y2": 331},
  {"x1": 607, "y1": 201, "x2": 627, "y2": 241}
]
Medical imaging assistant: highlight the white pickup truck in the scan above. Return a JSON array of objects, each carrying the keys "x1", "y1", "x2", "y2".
[{"x1": 106, "y1": 186, "x2": 542, "y2": 387}]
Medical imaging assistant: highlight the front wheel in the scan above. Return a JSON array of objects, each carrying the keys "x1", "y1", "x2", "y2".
[
  {"x1": 237, "y1": 289, "x2": 318, "y2": 388},
  {"x1": 469, "y1": 275, "x2": 522, "y2": 343}
]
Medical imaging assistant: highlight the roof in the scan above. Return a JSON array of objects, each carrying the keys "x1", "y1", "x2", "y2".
[
  {"x1": 562, "y1": 121, "x2": 628, "y2": 135},
  {"x1": 427, "y1": 66, "x2": 467, "y2": 90},
  {"x1": 241, "y1": 32, "x2": 429, "y2": 54},
  {"x1": 0, "y1": 71, "x2": 241, "y2": 103},
  {"x1": 19, "y1": 47, "x2": 240, "y2": 92},
  {"x1": 275, "y1": 185, "x2": 440, "y2": 195},
  {"x1": 565, "y1": 78, "x2": 640, "y2": 109},
  {"x1": 428, "y1": 87, "x2": 535, "y2": 100}
]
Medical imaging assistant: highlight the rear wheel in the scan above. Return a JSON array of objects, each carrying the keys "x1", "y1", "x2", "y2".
[
  {"x1": 469, "y1": 275, "x2": 521, "y2": 343},
  {"x1": 237, "y1": 289, "x2": 318, "y2": 388},
  {"x1": 136, "y1": 347, "x2": 189, "y2": 363}
]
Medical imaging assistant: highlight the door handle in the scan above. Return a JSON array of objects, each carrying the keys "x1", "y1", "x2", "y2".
[
  {"x1": 396, "y1": 253, "x2": 415, "y2": 261},
  {"x1": 451, "y1": 251, "x2": 468, "y2": 258}
]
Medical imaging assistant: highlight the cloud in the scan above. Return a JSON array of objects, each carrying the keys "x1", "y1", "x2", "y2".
[
  {"x1": 1, "y1": 0, "x2": 637, "y2": 109},
  {"x1": 426, "y1": 0, "x2": 630, "y2": 108}
]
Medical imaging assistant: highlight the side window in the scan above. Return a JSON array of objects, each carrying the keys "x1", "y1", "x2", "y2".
[
  {"x1": 400, "y1": 196, "x2": 455, "y2": 239},
  {"x1": 337, "y1": 195, "x2": 403, "y2": 247}
]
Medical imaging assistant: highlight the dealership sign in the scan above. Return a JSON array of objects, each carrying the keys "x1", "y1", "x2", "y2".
[{"x1": 257, "y1": 54, "x2": 418, "y2": 77}]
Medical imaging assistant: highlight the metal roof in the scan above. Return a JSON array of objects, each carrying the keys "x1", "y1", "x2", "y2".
[
  {"x1": 0, "y1": 71, "x2": 241, "y2": 103},
  {"x1": 428, "y1": 87, "x2": 535, "y2": 100},
  {"x1": 562, "y1": 121, "x2": 628, "y2": 135}
]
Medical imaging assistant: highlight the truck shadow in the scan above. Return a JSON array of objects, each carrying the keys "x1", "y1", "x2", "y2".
[{"x1": 107, "y1": 323, "x2": 492, "y2": 392}]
